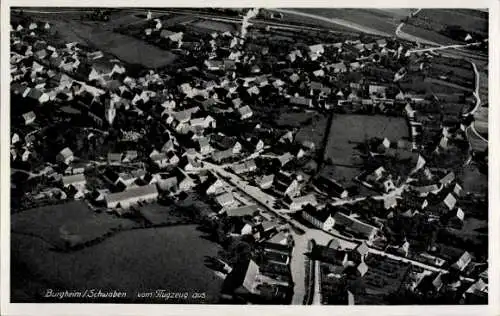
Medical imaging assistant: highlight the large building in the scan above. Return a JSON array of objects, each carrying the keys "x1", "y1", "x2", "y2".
[
  {"x1": 332, "y1": 212, "x2": 379, "y2": 242},
  {"x1": 105, "y1": 184, "x2": 159, "y2": 209}
]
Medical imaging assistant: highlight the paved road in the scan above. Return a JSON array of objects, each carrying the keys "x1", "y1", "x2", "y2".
[
  {"x1": 289, "y1": 229, "x2": 353, "y2": 305},
  {"x1": 19, "y1": 6, "x2": 482, "y2": 300},
  {"x1": 204, "y1": 161, "x2": 480, "y2": 302},
  {"x1": 11, "y1": 168, "x2": 40, "y2": 179},
  {"x1": 205, "y1": 161, "x2": 358, "y2": 304},
  {"x1": 395, "y1": 8, "x2": 441, "y2": 46},
  {"x1": 312, "y1": 259, "x2": 322, "y2": 305},
  {"x1": 407, "y1": 42, "x2": 482, "y2": 54},
  {"x1": 138, "y1": 8, "x2": 358, "y2": 35},
  {"x1": 398, "y1": 9, "x2": 488, "y2": 150},
  {"x1": 465, "y1": 62, "x2": 488, "y2": 144}
]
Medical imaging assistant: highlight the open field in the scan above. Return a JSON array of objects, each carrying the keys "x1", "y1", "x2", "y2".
[
  {"x1": 399, "y1": 75, "x2": 472, "y2": 95},
  {"x1": 276, "y1": 112, "x2": 316, "y2": 128},
  {"x1": 475, "y1": 68, "x2": 488, "y2": 139},
  {"x1": 138, "y1": 202, "x2": 195, "y2": 226},
  {"x1": 460, "y1": 164, "x2": 488, "y2": 195},
  {"x1": 325, "y1": 115, "x2": 409, "y2": 165},
  {"x1": 426, "y1": 58, "x2": 475, "y2": 90},
  {"x1": 404, "y1": 9, "x2": 488, "y2": 46},
  {"x1": 466, "y1": 127, "x2": 488, "y2": 153},
  {"x1": 294, "y1": 114, "x2": 329, "y2": 150},
  {"x1": 11, "y1": 201, "x2": 138, "y2": 250},
  {"x1": 288, "y1": 8, "x2": 404, "y2": 35},
  {"x1": 474, "y1": 106, "x2": 488, "y2": 139},
  {"x1": 191, "y1": 20, "x2": 236, "y2": 33},
  {"x1": 321, "y1": 115, "x2": 408, "y2": 186},
  {"x1": 11, "y1": 225, "x2": 223, "y2": 303},
  {"x1": 264, "y1": 9, "x2": 359, "y2": 34},
  {"x1": 27, "y1": 13, "x2": 179, "y2": 68}
]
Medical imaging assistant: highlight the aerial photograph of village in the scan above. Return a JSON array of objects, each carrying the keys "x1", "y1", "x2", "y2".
[{"x1": 9, "y1": 7, "x2": 489, "y2": 305}]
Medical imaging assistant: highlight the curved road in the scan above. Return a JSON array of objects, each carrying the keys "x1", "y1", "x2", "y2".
[
  {"x1": 396, "y1": 9, "x2": 488, "y2": 149},
  {"x1": 276, "y1": 7, "x2": 487, "y2": 152},
  {"x1": 15, "y1": 7, "x2": 482, "y2": 303}
]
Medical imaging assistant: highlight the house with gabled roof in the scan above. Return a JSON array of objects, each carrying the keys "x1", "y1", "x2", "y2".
[
  {"x1": 225, "y1": 204, "x2": 259, "y2": 218},
  {"x1": 56, "y1": 147, "x2": 74, "y2": 165},
  {"x1": 215, "y1": 192, "x2": 236, "y2": 208},
  {"x1": 333, "y1": 212, "x2": 378, "y2": 242},
  {"x1": 290, "y1": 194, "x2": 318, "y2": 211},
  {"x1": 289, "y1": 96, "x2": 312, "y2": 107},
  {"x1": 11, "y1": 83, "x2": 31, "y2": 98},
  {"x1": 256, "y1": 174, "x2": 274, "y2": 190},
  {"x1": 313, "y1": 176, "x2": 348, "y2": 199},
  {"x1": 451, "y1": 251, "x2": 472, "y2": 271},
  {"x1": 453, "y1": 183, "x2": 463, "y2": 197},
  {"x1": 238, "y1": 105, "x2": 253, "y2": 120},
  {"x1": 26, "y1": 88, "x2": 50, "y2": 104},
  {"x1": 62, "y1": 173, "x2": 87, "y2": 191},
  {"x1": 105, "y1": 184, "x2": 159, "y2": 209},
  {"x1": 410, "y1": 184, "x2": 442, "y2": 197},
  {"x1": 150, "y1": 150, "x2": 169, "y2": 169},
  {"x1": 439, "y1": 171, "x2": 455, "y2": 186},
  {"x1": 301, "y1": 208, "x2": 336, "y2": 231},
  {"x1": 204, "y1": 176, "x2": 226, "y2": 196},
  {"x1": 22, "y1": 111, "x2": 36, "y2": 125},
  {"x1": 155, "y1": 173, "x2": 179, "y2": 192},
  {"x1": 274, "y1": 172, "x2": 300, "y2": 197},
  {"x1": 326, "y1": 62, "x2": 347, "y2": 73},
  {"x1": 107, "y1": 152, "x2": 123, "y2": 164},
  {"x1": 276, "y1": 152, "x2": 294, "y2": 167},
  {"x1": 231, "y1": 159, "x2": 257, "y2": 174},
  {"x1": 211, "y1": 148, "x2": 234, "y2": 164},
  {"x1": 376, "y1": 39, "x2": 387, "y2": 48},
  {"x1": 442, "y1": 193, "x2": 457, "y2": 211}
]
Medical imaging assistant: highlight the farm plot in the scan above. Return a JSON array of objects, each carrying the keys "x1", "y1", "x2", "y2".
[
  {"x1": 466, "y1": 127, "x2": 488, "y2": 153},
  {"x1": 190, "y1": 20, "x2": 237, "y2": 33},
  {"x1": 289, "y1": 8, "x2": 404, "y2": 35},
  {"x1": 322, "y1": 115, "x2": 408, "y2": 186},
  {"x1": 263, "y1": 9, "x2": 359, "y2": 34},
  {"x1": 11, "y1": 201, "x2": 138, "y2": 250},
  {"x1": 11, "y1": 225, "x2": 224, "y2": 303},
  {"x1": 404, "y1": 9, "x2": 488, "y2": 45},
  {"x1": 399, "y1": 74, "x2": 471, "y2": 95},
  {"x1": 47, "y1": 17, "x2": 178, "y2": 68},
  {"x1": 294, "y1": 114, "x2": 329, "y2": 151},
  {"x1": 275, "y1": 111, "x2": 319, "y2": 128},
  {"x1": 138, "y1": 202, "x2": 196, "y2": 226},
  {"x1": 426, "y1": 58, "x2": 475, "y2": 90},
  {"x1": 460, "y1": 164, "x2": 487, "y2": 195}
]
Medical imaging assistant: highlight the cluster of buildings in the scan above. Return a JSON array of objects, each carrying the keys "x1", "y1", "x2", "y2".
[
  {"x1": 315, "y1": 240, "x2": 487, "y2": 304},
  {"x1": 230, "y1": 231, "x2": 295, "y2": 303},
  {"x1": 10, "y1": 10, "x2": 487, "y2": 305}
]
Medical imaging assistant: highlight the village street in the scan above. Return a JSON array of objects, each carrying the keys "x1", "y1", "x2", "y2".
[{"x1": 202, "y1": 160, "x2": 477, "y2": 304}]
